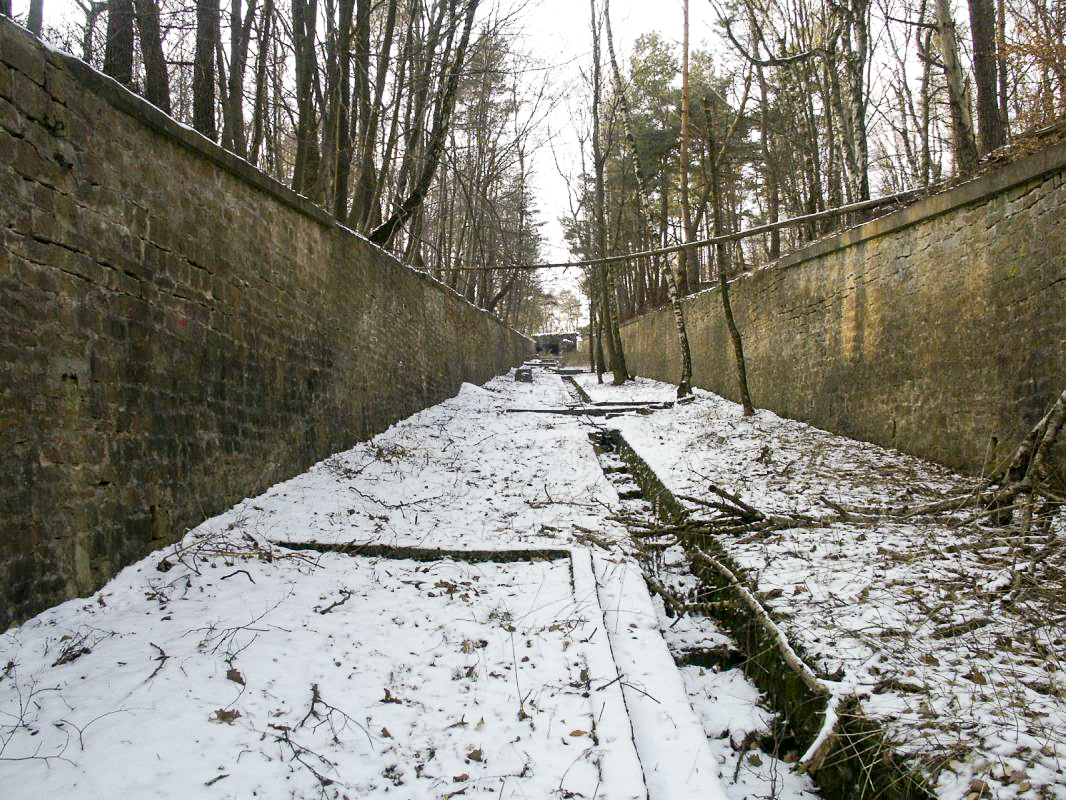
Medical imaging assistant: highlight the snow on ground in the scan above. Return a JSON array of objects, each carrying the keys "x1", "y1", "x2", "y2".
[
  {"x1": 606, "y1": 376, "x2": 1066, "y2": 800},
  {"x1": 0, "y1": 546, "x2": 611, "y2": 798},
  {"x1": 1, "y1": 366, "x2": 813, "y2": 800},
  {"x1": 219, "y1": 377, "x2": 617, "y2": 551},
  {"x1": 574, "y1": 373, "x2": 680, "y2": 405}
]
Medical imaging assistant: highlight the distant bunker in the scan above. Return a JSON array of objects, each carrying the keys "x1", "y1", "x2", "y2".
[{"x1": 534, "y1": 333, "x2": 579, "y2": 355}]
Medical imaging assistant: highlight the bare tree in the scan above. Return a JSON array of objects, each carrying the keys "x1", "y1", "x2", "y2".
[
  {"x1": 704, "y1": 93, "x2": 754, "y2": 415},
  {"x1": 194, "y1": 0, "x2": 220, "y2": 139},
  {"x1": 605, "y1": 0, "x2": 692, "y2": 397},
  {"x1": 590, "y1": 0, "x2": 628, "y2": 385},
  {"x1": 968, "y1": 0, "x2": 1005, "y2": 153},
  {"x1": 291, "y1": 0, "x2": 320, "y2": 193},
  {"x1": 934, "y1": 0, "x2": 979, "y2": 172},
  {"x1": 73, "y1": 0, "x2": 107, "y2": 63},
  {"x1": 134, "y1": 0, "x2": 170, "y2": 113},
  {"x1": 28, "y1": 0, "x2": 43, "y2": 34},
  {"x1": 369, "y1": 0, "x2": 480, "y2": 247},
  {"x1": 103, "y1": 0, "x2": 135, "y2": 86}
]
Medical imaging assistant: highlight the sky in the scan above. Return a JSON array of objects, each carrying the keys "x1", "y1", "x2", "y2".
[{"x1": 11, "y1": 0, "x2": 722, "y2": 297}]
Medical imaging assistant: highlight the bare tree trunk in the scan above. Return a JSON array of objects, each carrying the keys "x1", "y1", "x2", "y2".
[
  {"x1": 134, "y1": 0, "x2": 171, "y2": 113},
  {"x1": 967, "y1": 0, "x2": 1005, "y2": 153},
  {"x1": 918, "y1": 26, "x2": 935, "y2": 185},
  {"x1": 590, "y1": 0, "x2": 627, "y2": 384},
  {"x1": 678, "y1": 0, "x2": 698, "y2": 293},
  {"x1": 225, "y1": 0, "x2": 257, "y2": 157},
  {"x1": 592, "y1": 291, "x2": 606, "y2": 382},
  {"x1": 934, "y1": 0, "x2": 979, "y2": 173},
  {"x1": 76, "y1": 1, "x2": 107, "y2": 64},
  {"x1": 705, "y1": 95, "x2": 754, "y2": 416},
  {"x1": 841, "y1": 0, "x2": 871, "y2": 201},
  {"x1": 291, "y1": 0, "x2": 320, "y2": 193},
  {"x1": 248, "y1": 0, "x2": 274, "y2": 165},
  {"x1": 330, "y1": 0, "x2": 356, "y2": 217},
  {"x1": 315, "y1": 0, "x2": 354, "y2": 211},
  {"x1": 368, "y1": 0, "x2": 480, "y2": 247},
  {"x1": 756, "y1": 63, "x2": 779, "y2": 259},
  {"x1": 605, "y1": 0, "x2": 691, "y2": 397},
  {"x1": 193, "y1": 0, "x2": 219, "y2": 139},
  {"x1": 104, "y1": 0, "x2": 135, "y2": 87},
  {"x1": 0, "y1": 1, "x2": 11, "y2": 20},
  {"x1": 27, "y1": 0, "x2": 42, "y2": 33},
  {"x1": 995, "y1": 0, "x2": 1008, "y2": 138}
]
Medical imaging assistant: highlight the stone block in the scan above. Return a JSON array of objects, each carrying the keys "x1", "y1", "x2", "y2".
[
  {"x1": 514, "y1": 367, "x2": 533, "y2": 383},
  {"x1": 12, "y1": 69, "x2": 49, "y2": 121},
  {"x1": 0, "y1": 94, "x2": 18, "y2": 135},
  {"x1": 0, "y1": 25, "x2": 45, "y2": 86}
]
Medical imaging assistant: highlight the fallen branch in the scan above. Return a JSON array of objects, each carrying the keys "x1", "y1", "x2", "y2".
[{"x1": 690, "y1": 547, "x2": 826, "y2": 697}]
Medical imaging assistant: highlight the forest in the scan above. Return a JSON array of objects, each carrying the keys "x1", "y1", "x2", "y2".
[{"x1": 3, "y1": 0, "x2": 1063, "y2": 339}]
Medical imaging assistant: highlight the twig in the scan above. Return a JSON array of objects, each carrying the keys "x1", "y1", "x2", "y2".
[
  {"x1": 220, "y1": 569, "x2": 255, "y2": 583},
  {"x1": 147, "y1": 642, "x2": 169, "y2": 681},
  {"x1": 317, "y1": 589, "x2": 353, "y2": 614}
]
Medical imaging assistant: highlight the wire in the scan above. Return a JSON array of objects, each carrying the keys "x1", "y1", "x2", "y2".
[{"x1": 438, "y1": 185, "x2": 935, "y2": 271}]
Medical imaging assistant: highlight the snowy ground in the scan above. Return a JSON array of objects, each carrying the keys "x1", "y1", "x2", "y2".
[
  {"x1": 1, "y1": 367, "x2": 814, "y2": 800},
  {"x1": 578, "y1": 373, "x2": 1066, "y2": 800}
]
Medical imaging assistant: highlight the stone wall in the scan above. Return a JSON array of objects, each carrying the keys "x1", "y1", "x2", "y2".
[
  {"x1": 621, "y1": 139, "x2": 1066, "y2": 482},
  {"x1": 0, "y1": 19, "x2": 530, "y2": 629}
]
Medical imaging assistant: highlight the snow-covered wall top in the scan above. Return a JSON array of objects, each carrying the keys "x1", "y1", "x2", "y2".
[
  {"x1": 621, "y1": 137, "x2": 1066, "y2": 482},
  {"x1": 0, "y1": 18, "x2": 531, "y2": 629}
]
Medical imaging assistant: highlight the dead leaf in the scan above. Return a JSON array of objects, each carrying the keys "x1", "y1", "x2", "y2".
[
  {"x1": 383, "y1": 688, "x2": 403, "y2": 704},
  {"x1": 210, "y1": 708, "x2": 241, "y2": 724},
  {"x1": 569, "y1": 729, "x2": 587, "y2": 737},
  {"x1": 466, "y1": 748, "x2": 483, "y2": 762},
  {"x1": 381, "y1": 727, "x2": 392, "y2": 738},
  {"x1": 963, "y1": 669, "x2": 988, "y2": 685},
  {"x1": 475, "y1": 718, "x2": 485, "y2": 731},
  {"x1": 226, "y1": 667, "x2": 245, "y2": 685},
  {"x1": 453, "y1": 774, "x2": 469, "y2": 783},
  {"x1": 747, "y1": 752, "x2": 763, "y2": 767}
]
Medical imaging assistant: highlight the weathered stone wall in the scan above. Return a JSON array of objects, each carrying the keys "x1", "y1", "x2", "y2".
[
  {"x1": 0, "y1": 19, "x2": 530, "y2": 629},
  {"x1": 621, "y1": 140, "x2": 1066, "y2": 481}
]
